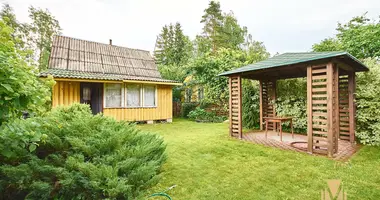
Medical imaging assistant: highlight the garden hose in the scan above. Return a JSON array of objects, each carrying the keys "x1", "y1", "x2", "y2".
[{"x1": 148, "y1": 185, "x2": 176, "y2": 200}]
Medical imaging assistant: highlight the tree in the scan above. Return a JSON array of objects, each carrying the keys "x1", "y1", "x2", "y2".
[
  {"x1": 313, "y1": 13, "x2": 380, "y2": 59},
  {"x1": 0, "y1": 4, "x2": 61, "y2": 70},
  {"x1": 28, "y1": 6, "x2": 61, "y2": 71},
  {"x1": 312, "y1": 38, "x2": 343, "y2": 52},
  {"x1": 154, "y1": 22, "x2": 192, "y2": 66},
  {"x1": 356, "y1": 58, "x2": 380, "y2": 145},
  {"x1": 0, "y1": 3, "x2": 31, "y2": 52},
  {"x1": 0, "y1": 20, "x2": 53, "y2": 125},
  {"x1": 199, "y1": 0, "x2": 224, "y2": 52},
  {"x1": 219, "y1": 12, "x2": 246, "y2": 50}
]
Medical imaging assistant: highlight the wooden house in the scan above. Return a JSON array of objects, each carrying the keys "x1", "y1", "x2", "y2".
[{"x1": 40, "y1": 36, "x2": 181, "y2": 123}]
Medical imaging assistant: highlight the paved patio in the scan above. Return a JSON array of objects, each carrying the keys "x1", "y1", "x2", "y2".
[{"x1": 242, "y1": 131, "x2": 359, "y2": 161}]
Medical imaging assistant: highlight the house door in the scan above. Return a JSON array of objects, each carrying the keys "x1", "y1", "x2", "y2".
[{"x1": 80, "y1": 83, "x2": 103, "y2": 115}]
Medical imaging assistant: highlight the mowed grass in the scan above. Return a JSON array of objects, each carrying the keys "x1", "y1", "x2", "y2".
[{"x1": 138, "y1": 119, "x2": 380, "y2": 199}]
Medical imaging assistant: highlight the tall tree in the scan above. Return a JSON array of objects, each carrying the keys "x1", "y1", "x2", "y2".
[
  {"x1": 196, "y1": 2, "x2": 248, "y2": 54},
  {"x1": 199, "y1": 0, "x2": 224, "y2": 52},
  {"x1": 154, "y1": 22, "x2": 192, "y2": 66},
  {"x1": 313, "y1": 13, "x2": 380, "y2": 59},
  {"x1": 219, "y1": 12, "x2": 246, "y2": 50},
  {"x1": 0, "y1": 4, "x2": 31, "y2": 51},
  {"x1": 28, "y1": 6, "x2": 61, "y2": 71}
]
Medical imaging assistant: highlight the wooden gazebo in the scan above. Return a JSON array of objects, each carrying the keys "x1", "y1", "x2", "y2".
[{"x1": 219, "y1": 52, "x2": 368, "y2": 157}]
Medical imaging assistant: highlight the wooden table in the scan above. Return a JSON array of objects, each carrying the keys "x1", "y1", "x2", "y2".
[{"x1": 264, "y1": 117, "x2": 294, "y2": 142}]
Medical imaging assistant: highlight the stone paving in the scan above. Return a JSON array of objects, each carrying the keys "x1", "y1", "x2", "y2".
[{"x1": 242, "y1": 131, "x2": 359, "y2": 161}]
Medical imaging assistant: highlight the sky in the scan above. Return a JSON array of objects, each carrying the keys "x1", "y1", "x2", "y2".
[{"x1": 4, "y1": 0, "x2": 380, "y2": 55}]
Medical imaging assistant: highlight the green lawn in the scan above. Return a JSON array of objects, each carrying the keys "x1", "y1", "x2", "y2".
[{"x1": 138, "y1": 119, "x2": 380, "y2": 199}]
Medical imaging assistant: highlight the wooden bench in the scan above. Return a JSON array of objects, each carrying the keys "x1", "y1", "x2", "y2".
[{"x1": 264, "y1": 117, "x2": 294, "y2": 142}]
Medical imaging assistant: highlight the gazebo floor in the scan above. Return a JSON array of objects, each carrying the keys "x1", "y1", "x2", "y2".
[{"x1": 242, "y1": 131, "x2": 359, "y2": 161}]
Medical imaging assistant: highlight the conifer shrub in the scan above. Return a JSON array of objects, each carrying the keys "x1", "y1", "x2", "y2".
[{"x1": 0, "y1": 103, "x2": 166, "y2": 199}]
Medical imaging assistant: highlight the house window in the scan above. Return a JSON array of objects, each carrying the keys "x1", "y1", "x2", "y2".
[
  {"x1": 104, "y1": 83, "x2": 122, "y2": 108},
  {"x1": 185, "y1": 88, "x2": 192, "y2": 102},
  {"x1": 144, "y1": 85, "x2": 156, "y2": 107},
  {"x1": 126, "y1": 84, "x2": 141, "y2": 107},
  {"x1": 198, "y1": 87, "x2": 204, "y2": 102}
]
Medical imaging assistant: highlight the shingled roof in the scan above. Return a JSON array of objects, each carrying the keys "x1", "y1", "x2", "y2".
[
  {"x1": 40, "y1": 35, "x2": 178, "y2": 83},
  {"x1": 219, "y1": 51, "x2": 368, "y2": 78}
]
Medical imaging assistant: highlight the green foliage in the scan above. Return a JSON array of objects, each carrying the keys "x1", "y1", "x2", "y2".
[
  {"x1": 313, "y1": 13, "x2": 380, "y2": 59},
  {"x1": 242, "y1": 80, "x2": 260, "y2": 129},
  {"x1": 0, "y1": 103, "x2": 166, "y2": 199},
  {"x1": 190, "y1": 49, "x2": 248, "y2": 107},
  {"x1": 312, "y1": 37, "x2": 343, "y2": 52},
  {"x1": 197, "y1": 1, "x2": 250, "y2": 54},
  {"x1": 0, "y1": 20, "x2": 53, "y2": 125},
  {"x1": 0, "y1": 4, "x2": 61, "y2": 70},
  {"x1": 28, "y1": 6, "x2": 61, "y2": 71},
  {"x1": 154, "y1": 22, "x2": 193, "y2": 66},
  {"x1": 275, "y1": 79, "x2": 307, "y2": 132},
  {"x1": 356, "y1": 58, "x2": 380, "y2": 145},
  {"x1": 181, "y1": 102, "x2": 198, "y2": 118},
  {"x1": 188, "y1": 107, "x2": 226, "y2": 123}
]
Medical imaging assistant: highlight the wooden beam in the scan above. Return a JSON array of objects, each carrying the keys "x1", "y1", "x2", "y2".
[
  {"x1": 259, "y1": 80, "x2": 263, "y2": 130},
  {"x1": 238, "y1": 76, "x2": 243, "y2": 139},
  {"x1": 326, "y1": 62, "x2": 334, "y2": 157},
  {"x1": 229, "y1": 77, "x2": 233, "y2": 137},
  {"x1": 307, "y1": 66, "x2": 313, "y2": 153},
  {"x1": 334, "y1": 64, "x2": 340, "y2": 153},
  {"x1": 348, "y1": 71, "x2": 356, "y2": 143}
]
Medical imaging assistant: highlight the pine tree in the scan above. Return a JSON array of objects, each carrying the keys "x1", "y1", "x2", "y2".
[
  {"x1": 154, "y1": 22, "x2": 192, "y2": 66},
  {"x1": 199, "y1": 1, "x2": 224, "y2": 52}
]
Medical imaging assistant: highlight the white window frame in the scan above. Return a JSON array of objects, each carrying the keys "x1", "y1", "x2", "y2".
[
  {"x1": 142, "y1": 84, "x2": 157, "y2": 108},
  {"x1": 124, "y1": 84, "x2": 157, "y2": 108},
  {"x1": 103, "y1": 83, "x2": 124, "y2": 108},
  {"x1": 125, "y1": 83, "x2": 142, "y2": 108}
]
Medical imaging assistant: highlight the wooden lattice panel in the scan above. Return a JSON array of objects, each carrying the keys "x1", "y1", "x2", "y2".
[
  {"x1": 229, "y1": 76, "x2": 242, "y2": 138},
  {"x1": 338, "y1": 75, "x2": 350, "y2": 140},
  {"x1": 260, "y1": 80, "x2": 276, "y2": 130},
  {"x1": 307, "y1": 63, "x2": 339, "y2": 156}
]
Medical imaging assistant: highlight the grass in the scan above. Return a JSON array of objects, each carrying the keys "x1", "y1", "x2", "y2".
[{"x1": 139, "y1": 118, "x2": 380, "y2": 199}]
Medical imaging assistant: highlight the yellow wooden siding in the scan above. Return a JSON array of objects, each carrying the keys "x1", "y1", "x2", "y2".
[
  {"x1": 103, "y1": 85, "x2": 172, "y2": 121},
  {"x1": 52, "y1": 81, "x2": 80, "y2": 107},
  {"x1": 51, "y1": 80, "x2": 173, "y2": 121}
]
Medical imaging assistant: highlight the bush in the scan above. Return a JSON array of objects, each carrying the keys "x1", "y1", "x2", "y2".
[
  {"x1": 181, "y1": 102, "x2": 197, "y2": 118},
  {"x1": 356, "y1": 58, "x2": 380, "y2": 145},
  {"x1": 242, "y1": 80, "x2": 260, "y2": 129},
  {"x1": 0, "y1": 103, "x2": 166, "y2": 199},
  {"x1": 188, "y1": 107, "x2": 227, "y2": 123}
]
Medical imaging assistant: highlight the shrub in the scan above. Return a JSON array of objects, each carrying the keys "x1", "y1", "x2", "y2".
[
  {"x1": 356, "y1": 58, "x2": 380, "y2": 145},
  {"x1": 0, "y1": 103, "x2": 166, "y2": 199},
  {"x1": 188, "y1": 107, "x2": 227, "y2": 123},
  {"x1": 242, "y1": 80, "x2": 260, "y2": 129},
  {"x1": 181, "y1": 102, "x2": 197, "y2": 118}
]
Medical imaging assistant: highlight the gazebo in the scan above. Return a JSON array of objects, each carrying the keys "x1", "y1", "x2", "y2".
[{"x1": 219, "y1": 52, "x2": 368, "y2": 157}]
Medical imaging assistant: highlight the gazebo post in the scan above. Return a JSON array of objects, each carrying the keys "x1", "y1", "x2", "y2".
[
  {"x1": 259, "y1": 80, "x2": 263, "y2": 130},
  {"x1": 259, "y1": 80, "x2": 277, "y2": 131},
  {"x1": 348, "y1": 71, "x2": 356, "y2": 143},
  {"x1": 307, "y1": 66, "x2": 313, "y2": 153},
  {"x1": 229, "y1": 76, "x2": 242, "y2": 139}
]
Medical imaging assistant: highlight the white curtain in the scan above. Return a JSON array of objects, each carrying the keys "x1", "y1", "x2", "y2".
[
  {"x1": 105, "y1": 84, "x2": 122, "y2": 107},
  {"x1": 127, "y1": 84, "x2": 141, "y2": 107},
  {"x1": 144, "y1": 85, "x2": 155, "y2": 107}
]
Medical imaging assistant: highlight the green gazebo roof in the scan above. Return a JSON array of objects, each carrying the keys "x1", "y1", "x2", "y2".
[{"x1": 219, "y1": 51, "x2": 368, "y2": 77}]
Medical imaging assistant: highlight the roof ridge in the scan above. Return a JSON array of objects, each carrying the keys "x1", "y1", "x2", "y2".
[
  {"x1": 280, "y1": 51, "x2": 346, "y2": 54},
  {"x1": 55, "y1": 35, "x2": 151, "y2": 53}
]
